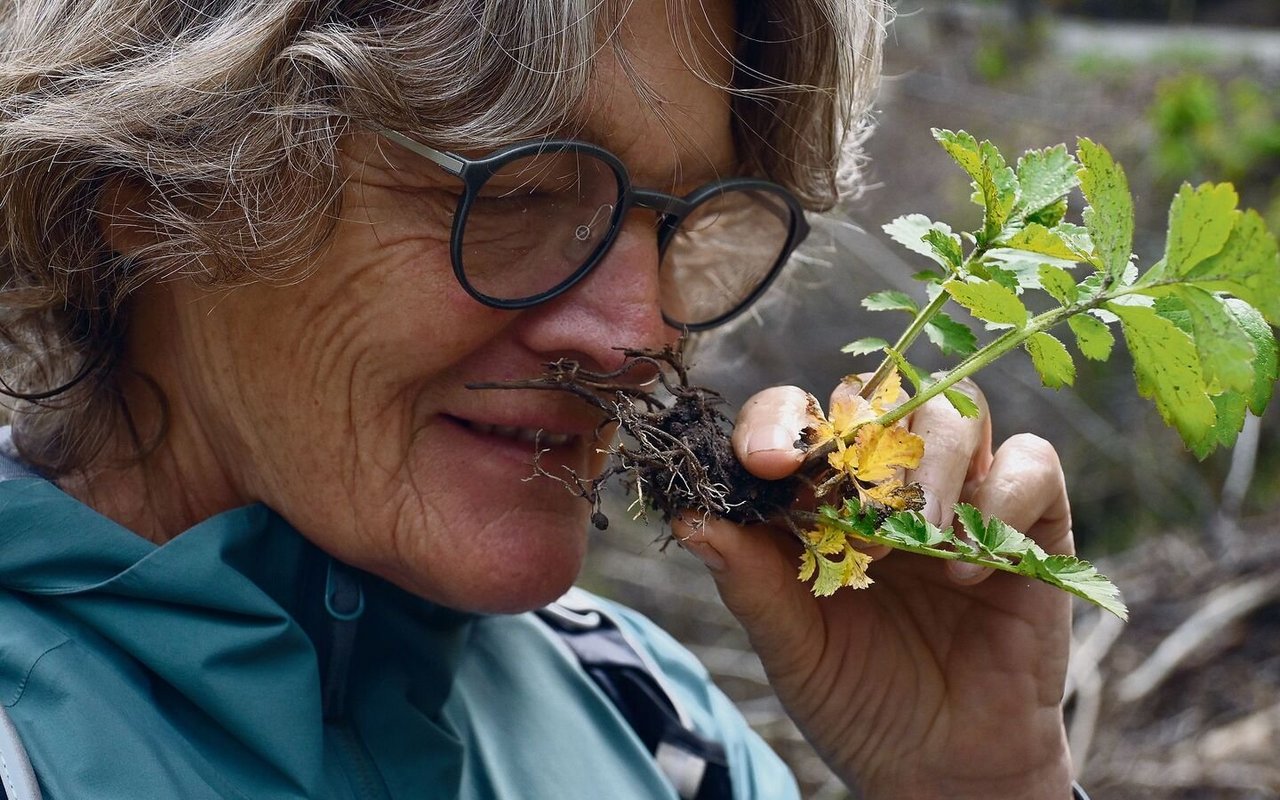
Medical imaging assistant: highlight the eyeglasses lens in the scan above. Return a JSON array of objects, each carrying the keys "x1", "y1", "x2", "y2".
[
  {"x1": 459, "y1": 150, "x2": 620, "y2": 302},
  {"x1": 660, "y1": 188, "x2": 792, "y2": 327}
]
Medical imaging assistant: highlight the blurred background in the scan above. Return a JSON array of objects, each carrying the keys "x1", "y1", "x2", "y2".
[{"x1": 583, "y1": 2, "x2": 1280, "y2": 797}]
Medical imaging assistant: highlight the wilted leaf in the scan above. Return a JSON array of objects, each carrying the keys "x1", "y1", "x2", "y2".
[{"x1": 850, "y1": 424, "x2": 925, "y2": 483}]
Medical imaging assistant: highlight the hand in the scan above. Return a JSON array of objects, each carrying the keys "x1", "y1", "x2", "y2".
[{"x1": 674, "y1": 381, "x2": 1074, "y2": 799}]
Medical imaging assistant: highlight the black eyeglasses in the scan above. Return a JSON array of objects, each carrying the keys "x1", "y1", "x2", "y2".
[{"x1": 378, "y1": 129, "x2": 810, "y2": 331}]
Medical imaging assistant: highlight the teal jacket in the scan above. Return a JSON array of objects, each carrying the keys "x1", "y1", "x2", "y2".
[{"x1": 0, "y1": 472, "x2": 799, "y2": 799}]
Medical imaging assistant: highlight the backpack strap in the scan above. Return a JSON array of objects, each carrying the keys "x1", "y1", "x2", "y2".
[
  {"x1": 0, "y1": 706, "x2": 42, "y2": 800},
  {"x1": 536, "y1": 589, "x2": 733, "y2": 800}
]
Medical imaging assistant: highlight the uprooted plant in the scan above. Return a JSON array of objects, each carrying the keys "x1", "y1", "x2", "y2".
[{"x1": 473, "y1": 131, "x2": 1280, "y2": 621}]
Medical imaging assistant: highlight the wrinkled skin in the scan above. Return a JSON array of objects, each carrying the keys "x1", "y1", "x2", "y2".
[{"x1": 74, "y1": 0, "x2": 1074, "y2": 795}]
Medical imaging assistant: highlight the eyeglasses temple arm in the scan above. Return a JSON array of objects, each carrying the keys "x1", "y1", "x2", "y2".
[{"x1": 376, "y1": 128, "x2": 466, "y2": 176}]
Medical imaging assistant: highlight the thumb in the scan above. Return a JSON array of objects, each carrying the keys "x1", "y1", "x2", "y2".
[{"x1": 676, "y1": 515, "x2": 822, "y2": 662}]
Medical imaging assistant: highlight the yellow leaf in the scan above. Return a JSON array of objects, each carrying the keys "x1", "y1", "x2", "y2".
[
  {"x1": 829, "y1": 395, "x2": 875, "y2": 439},
  {"x1": 862, "y1": 480, "x2": 927, "y2": 511},
  {"x1": 870, "y1": 368, "x2": 904, "y2": 416},
  {"x1": 828, "y1": 444, "x2": 860, "y2": 476},
  {"x1": 798, "y1": 549, "x2": 817, "y2": 581},
  {"x1": 852, "y1": 424, "x2": 925, "y2": 482},
  {"x1": 839, "y1": 544, "x2": 874, "y2": 590}
]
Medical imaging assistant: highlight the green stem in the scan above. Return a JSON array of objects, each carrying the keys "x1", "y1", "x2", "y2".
[
  {"x1": 875, "y1": 301, "x2": 1083, "y2": 429},
  {"x1": 791, "y1": 510, "x2": 1022, "y2": 575},
  {"x1": 864, "y1": 290, "x2": 953, "y2": 395}
]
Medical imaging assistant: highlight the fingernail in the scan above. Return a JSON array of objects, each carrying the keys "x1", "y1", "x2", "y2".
[
  {"x1": 746, "y1": 423, "x2": 798, "y2": 455},
  {"x1": 948, "y1": 560, "x2": 992, "y2": 583},
  {"x1": 680, "y1": 539, "x2": 727, "y2": 571}
]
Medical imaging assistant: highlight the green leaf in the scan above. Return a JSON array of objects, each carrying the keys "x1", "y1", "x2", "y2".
[
  {"x1": 1002, "y1": 224, "x2": 1081, "y2": 262},
  {"x1": 1026, "y1": 550, "x2": 1128, "y2": 620},
  {"x1": 1076, "y1": 138, "x2": 1135, "y2": 283},
  {"x1": 932, "y1": 130, "x2": 1019, "y2": 244},
  {"x1": 1164, "y1": 183, "x2": 1239, "y2": 276},
  {"x1": 1225, "y1": 299, "x2": 1279, "y2": 414},
  {"x1": 884, "y1": 214, "x2": 960, "y2": 269},
  {"x1": 1110, "y1": 302, "x2": 1216, "y2": 448},
  {"x1": 923, "y1": 229, "x2": 965, "y2": 272},
  {"x1": 1013, "y1": 144, "x2": 1078, "y2": 222},
  {"x1": 956, "y1": 503, "x2": 1034, "y2": 557},
  {"x1": 1067, "y1": 313, "x2": 1115, "y2": 361},
  {"x1": 924, "y1": 313, "x2": 979, "y2": 356},
  {"x1": 1026, "y1": 197, "x2": 1069, "y2": 228},
  {"x1": 841, "y1": 337, "x2": 890, "y2": 356},
  {"x1": 1025, "y1": 331, "x2": 1076, "y2": 388},
  {"x1": 1183, "y1": 209, "x2": 1280, "y2": 325},
  {"x1": 884, "y1": 348, "x2": 927, "y2": 393},
  {"x1": 933, "y1": 129, "x2": 983, "y2": 178},
  {"x1": 1190, "y1": 391, "x2": 1248, "y2": 459},
  {"x1": 913, "y1": 270, "x2": 945, "y2": 284},
  {"x1": 862, "y1": 290, "x2": 919, "y2": 314},
  {"x1": 1038, "y1": 264, "x2": 1078, "y2": 306},
  {"x1": 944, "y1": 277, "x2": 1029, "y2": 329},
  {"x1": 942, "y1": 388, "x2": 982, "y2": 418},
  {"x1": 879, "y1": 511, "x2": 948, "y2": 547},
  {"x1": 1173, "y1": 286, "x2": 1256, "y2": 394}
]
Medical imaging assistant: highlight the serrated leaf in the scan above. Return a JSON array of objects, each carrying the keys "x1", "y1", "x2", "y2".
[
  {"x1": 923, "y1": 229, "x2": 965, "y2": 271},
  {"x1": 1077, "y1": 138, "x2": 1135, "y2": 283},
  {"x1": 851, "y1": 424, "x2": 925, "y2": 482},
  {"x1": 1225, "y1": 299, "x2": 1279, "y2": 414},
  {"x1": 1039, "y1": 264, "x2": 1078, "y2": 306},
  {"x1": 841, "y1": 337, "x2": 890, "y2": 356},
  {"x1": 1165, "y1": 183, "x2": 1239, "y2": 276},
  {"x1": 1025, "y1": 331, "x2": 1076, "y2": 389},
  {"x1": 808, "y1": 544, "x2": 874, "y2": 597},
  {"x1": 1110, "y1": 303, "x2": 1216, "y2": 448},
  {"x1": 862, "y1": 290, "x2": 919, "y2": 314},
  {"x1": 1067, "y1": 313, "x2": 1115, "y2": 361},
  {"x1": 1002, "y1": 224, "x2": 1081, "y2": 261},
  {"x1": 924, "y1": 313, "x2": 979, "y2": 356},
  {"x1": 878, "y1": 511, "x2": 949, "y2": 547},
  {"x1": 1190, "y1": 391, "x2": 1248, "y2": 459},
  {"x1": 884, "y1": 348, "x2": 926, "y2": 393},
  {"x1": 884, "y1": 214, "x2": 960, "y2": 269},
  {"x1": 933, "y1": 128, "x2": 983, "y2": 178},
  {"x1": 1026, "y1": 197, "x2": 1069, "y2": 228},
  {"x1": 955, "y1": 503, "x2": 1034, "y2": 557},
  {"x1": 1026, "y1": 551, "x2": 1128, "y2": 620},
  {"x1": 1013, "y1": 144, "x2": 1078, "y2": 222},
  {"x1": 913, "y1": 269, "x2": 945, "y2": 284},
  {"x1": 1183, "y1": 209, "x2": 1280, "y2": 325},
  {"x1": 943, "y1": 388, "x2": 981, "y2": 418},
  {"x1": 1173, "y1": 286, "x2": 1256, "y2": 394},
  {"x1": 944, "y1": 277, "x2": 1029, "y2": 329}
]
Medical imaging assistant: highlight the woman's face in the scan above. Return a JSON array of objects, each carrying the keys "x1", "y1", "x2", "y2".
[{"x1": 140, "y1": 1, "x2": 739, "y2": 612}]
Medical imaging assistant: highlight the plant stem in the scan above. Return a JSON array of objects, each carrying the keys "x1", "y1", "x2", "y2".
[
  {"x1": 864, "y1": 289, "x2": 954, "y2": 395},
  {"x1": 875, "y1": 301, "x2": 1083, "y2": 428},
  {"x1": 791, "y1": 510, "x2": 1023, "y2": 574}
]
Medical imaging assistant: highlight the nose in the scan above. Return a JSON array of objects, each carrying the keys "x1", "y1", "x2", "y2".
[{"x1": 514, "y1": 212, "x2": 679, "y2": 374}]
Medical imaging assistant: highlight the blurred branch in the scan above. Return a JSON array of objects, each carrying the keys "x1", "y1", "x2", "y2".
[{"x1": 1117, "y1": 573, "x2": 1280, "y2": 703}]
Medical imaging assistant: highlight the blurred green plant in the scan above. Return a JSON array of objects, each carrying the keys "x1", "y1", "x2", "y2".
[{"x1": 1149, "y1": 73, "x2": 1280, "y2": 232}]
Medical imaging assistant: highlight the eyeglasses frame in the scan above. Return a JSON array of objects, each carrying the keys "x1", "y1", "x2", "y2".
[{"x1": 377, "y1": 128, "x2": 810, "y2": 331}]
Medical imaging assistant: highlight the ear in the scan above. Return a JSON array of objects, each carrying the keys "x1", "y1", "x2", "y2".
[{"x1": 96, "y1": 177, "x2": 160, "y2": 261}]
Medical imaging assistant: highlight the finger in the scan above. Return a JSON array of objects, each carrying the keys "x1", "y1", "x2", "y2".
[
  {"x1": 905, "y1": 378, "x2": 992, "y2": 530},
  {"x1": 674, "y1": 514, "x2": 822, "y2": 661},
  {"x1": 947, "y1": 433, "x2": 1073, "y2": 585},
  {"x1": 732, "y1": 386, "x2": 814, "y2": 480}
]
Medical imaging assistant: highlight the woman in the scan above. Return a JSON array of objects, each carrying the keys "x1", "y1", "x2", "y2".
[{"x1": 0, "y1": 0, "x2": 1080, "y2": 798}]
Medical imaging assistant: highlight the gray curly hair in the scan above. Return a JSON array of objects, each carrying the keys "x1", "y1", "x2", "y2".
[{"x1": 0, "y1": 0, "x2": 887, "y2": 474}]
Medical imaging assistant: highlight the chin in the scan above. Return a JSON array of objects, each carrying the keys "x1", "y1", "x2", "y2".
[{"x1": 385, "y1": 506, "x2": 593, "y2": 616}]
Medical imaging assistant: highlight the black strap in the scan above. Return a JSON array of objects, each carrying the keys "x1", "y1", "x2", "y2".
[{"x1": 536, "y1": 594, "x2": 733, "y2": 800}]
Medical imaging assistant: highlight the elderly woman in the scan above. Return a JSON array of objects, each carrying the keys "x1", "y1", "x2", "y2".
[{"x1": 0, "y1": 1, "x2": 1081, "y2": 798}]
